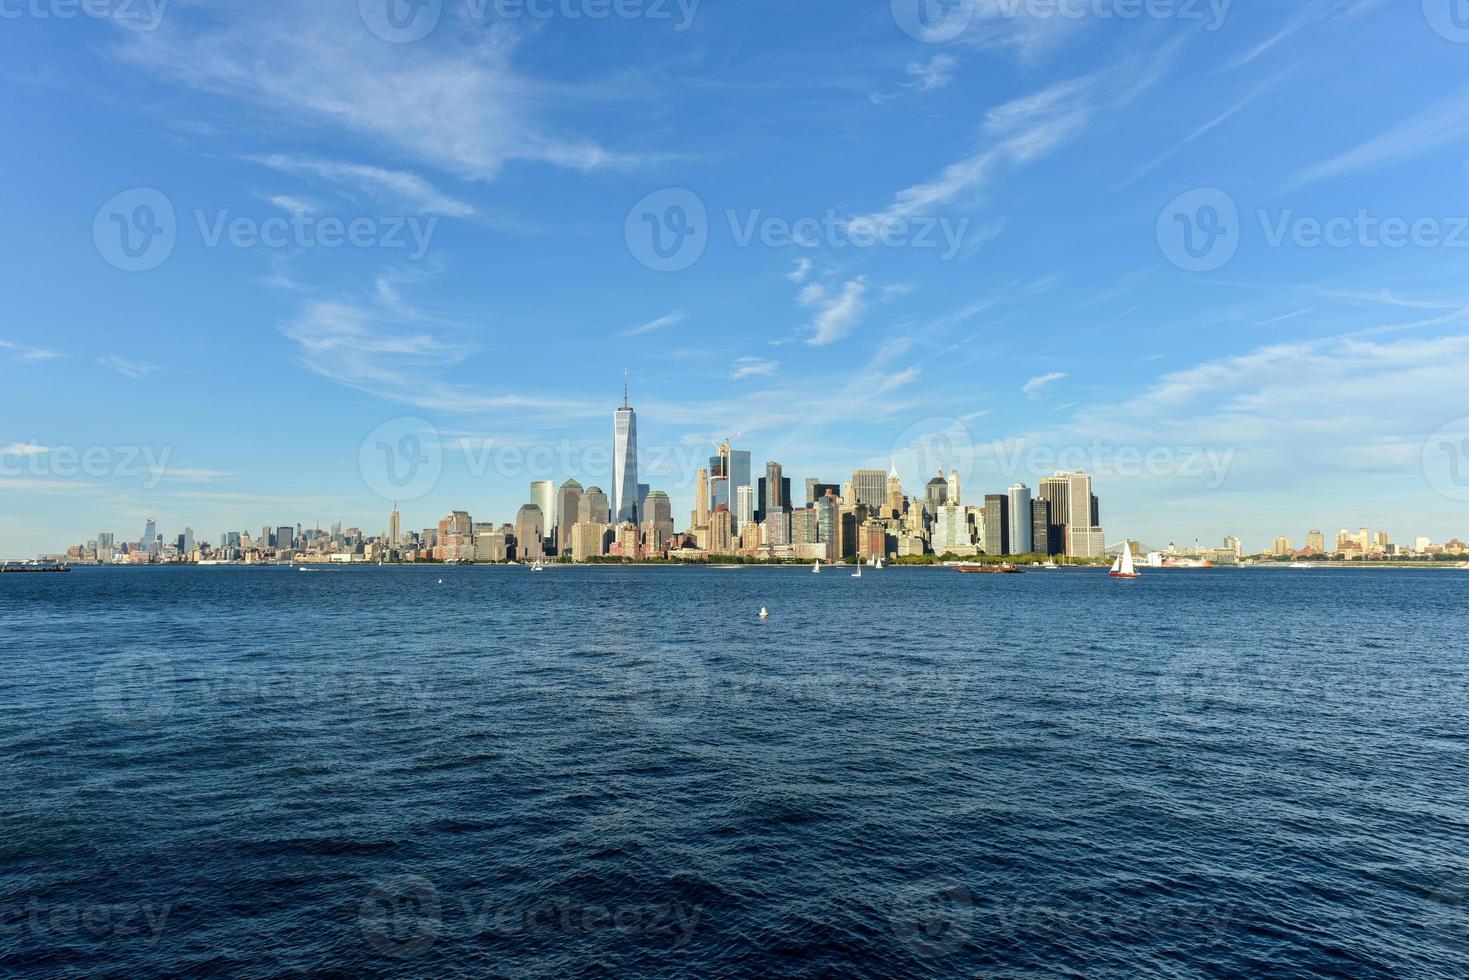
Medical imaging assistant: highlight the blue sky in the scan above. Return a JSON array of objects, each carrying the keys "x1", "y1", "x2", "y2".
[{"x1": 4, "y1": 0, "x2": 1469, "y2": 557}]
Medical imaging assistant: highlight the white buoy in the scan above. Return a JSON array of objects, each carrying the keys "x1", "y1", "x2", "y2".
[
  {"x1": 759, "y1": 607, "x2": 769, "y2": 619},
  {"x1": 438, "y1": 579, "x2": 444, "y2": 584}
]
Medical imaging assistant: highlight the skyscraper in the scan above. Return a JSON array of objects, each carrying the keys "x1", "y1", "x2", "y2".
[
  {"x1": 924, "y1": 470, "x2": 948, "y2": 518},
  {"x1": 735, "y1": 485, "x2": 756, "y2": 532},
  {"x1": 141, "y1": 517, "x2": 157, "y2": 556},
  {"x1": 947, "y1": 469, "x2": 962, "y2": 508},
  {"x1": 708, "y1": 443, "x2": 751, "y2": 513},
  {"x1": 580, "y1": 487, "x2": 611, "y2": 525},
  {"x1": 1063, "y1": 472, "x2": 1104, "y2": 558},
  {"x1": 760, "y1": 461, "x2": 789, "y2": 521},
  {"x1": 515, "y1": 504, "x2": 545, "y2": 561},
  {"x1": 708, "y1": 505, "x2": 734, "y2": 555},
  {"x1": 1031, "y1": 499, "x2": 1053, "y2": 556},
  {"x1": 885, "y1": 464, "x2": 904, "y2": 517},
  {"x1": 389, "y1": 505, "x2": 400, "y2": 550},
  {"x1": 1007, "y1": 484, "x2": 1033, "y2": 555},
  {"x1": 612, "y1": 376, "x2": 639, "y2": 525},
  {"x1": 694, "y1": 467, "x2": 710, "y2": 528},
  {"x1": 643, "y1": 491, "x2": 675, "y2": 542},
  {"x1": 984, "y1": 495, "x2": 1009, "y2": 556},
  {"x1": 1039, "y1": 475, "x2": 1071, "y2": 556},
  {"x1": 815, "y1": 493, "x2": 839, "y2": 562},
  {"x1": 556, "y1": 480, "x2": 584, "y2": 556},
  {"x1": 532, "y1": 481, "x2": 557, "y2": 543},
  {"x1": 852, "y1": 468, "x2": 887, "y2": 509}
]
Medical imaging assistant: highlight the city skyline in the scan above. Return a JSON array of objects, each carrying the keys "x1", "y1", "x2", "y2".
[
  {"x1": 6, "y1": 2, "x2": 1469, "y2": 556},
  {"x1": 30, "y1": 377, "x2": 1469, "y2": 563}
]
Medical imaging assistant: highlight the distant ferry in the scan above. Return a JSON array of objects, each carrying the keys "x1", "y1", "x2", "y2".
[
  {"x1": 955, "y1": 564, "x2": 1024, "y2": 575},
  {"x1": 1145, "y1": 552, "x2": 1213, "y2": 569}
]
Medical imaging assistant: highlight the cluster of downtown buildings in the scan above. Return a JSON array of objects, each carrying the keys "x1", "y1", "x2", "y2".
[
  {"x1": 1268, "y1": 528, "x2": 1469, "y2": 560},
  {"x1": 46, "y1": 388, "x2": 1119, "y2": 566},
  {"x1": 422, "y1": 462, "x2": 1108, "y2": 566}
]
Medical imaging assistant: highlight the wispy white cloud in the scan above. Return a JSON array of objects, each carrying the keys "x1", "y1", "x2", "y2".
[
  {"x1": 730, "y1": 357, "x2": 778, "y2": 380},
  {"x1": 801, "y1": 278, "x2": 869, "y2": 347},
  {"x1": 280, "y1": 285, "x2": 601, "y2": 419},
  {"x1": 99, "y1": 355, "x2": 157, "y2": 379},
  {"x1": 148, "y1": 467, "x2": 234, "y2": 483},
  {"x1": 1219, "y1": 12, "x2": 1313, "y2": 71},
  {"x1": 0, "y1": 340, "x2": 63, "y2": 362},
  {"x1": 624, "y1": 311, "x2": 684, "y2": 337},
  {"x1": 858, "y1": 45, "x2": 1180, "y2": 223},
  {"x1": 1320, "y1": 289, "x2": 1464, "y2": 311},
  {"x1": 249, "y1": 155, "x2": 474, "y2": 217},
  {"x1": 906, "y1": 54, "x2": 957, "y2": 92},
  {"x1": 1118, "y1": 71, "x2": 1291, "y2": 189},
  {"x1": 264, "y1": 193, "x2": 316, "y2": 214},
  {"x1": 1022, "y1": 372, "x2": 1068, "y2": 400},
  {"x1": 869, "y1": 54, "x2": 957, "y2": 104},
  {"x1": 113, "y1": 3, "x2": 638, "y2": 182},
  {"x1": 1290, "y1": 89, "x2": 1469, "y2": 188},
  {"x1": 1251, "y1": 308, "x2": 1314, "y2": 327},
  {"x1": 786, "y1": 257, "x2": 813, "y2": 283}
]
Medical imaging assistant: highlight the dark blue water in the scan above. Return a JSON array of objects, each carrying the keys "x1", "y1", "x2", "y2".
[{"x1": 2, "y1": 565, "x2": 1466, "y2": 976}]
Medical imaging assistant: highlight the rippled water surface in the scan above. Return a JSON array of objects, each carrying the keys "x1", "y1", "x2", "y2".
[{"x1": 2, "y1": 565, "x2": 1467, "y2": 976}]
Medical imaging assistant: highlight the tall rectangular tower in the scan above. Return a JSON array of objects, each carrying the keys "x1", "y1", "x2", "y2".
[{"x1": 612, "y1": 375, "x2": 639, "y2": 525}]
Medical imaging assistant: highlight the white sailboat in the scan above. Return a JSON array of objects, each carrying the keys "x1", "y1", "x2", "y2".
[
  {"x1": 1109, "y1": 544, "x2": 1140, "y2": 579},
  {"x1": 813, "y1": 560, "x2": 821, "y2": 575},
  {"x1": 531, "y1": 558, "x2": 544, "y2": 573},
  {"x1": 852, "y1": 564, "x2": 862, "y2": 579}
]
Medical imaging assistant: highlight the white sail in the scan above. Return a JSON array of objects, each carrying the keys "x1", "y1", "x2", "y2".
[
  {"x1": 1118, "y1": 546, "x2": 1136, "y2": 576},
  {"x1": 1110, "y1": 554, "x2": 1123, "y2": 573}
]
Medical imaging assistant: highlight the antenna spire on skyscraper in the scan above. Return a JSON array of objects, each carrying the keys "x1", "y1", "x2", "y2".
[{"x1": 624, "y1": 369, "x2": 629, "y2": 408}]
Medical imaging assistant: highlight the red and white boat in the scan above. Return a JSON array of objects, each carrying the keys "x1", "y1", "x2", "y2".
[{"x1": 1109, "y1": 546, "x2": 1141, "y2": 579}]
